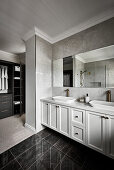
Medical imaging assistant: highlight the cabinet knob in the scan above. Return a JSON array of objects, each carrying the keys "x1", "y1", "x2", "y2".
[
  {"x1": 75, "y1": 132, "x2": 78, "y2": 135},
  {"x1": 56, "y1": 106, "x2": 59, "y2": 108},
  {"x1": 75, "y1": 116, "x2": 78, "y2": 118},
  {"x1": 105, "y1": 117, "x2": 109, "y2": 119}
]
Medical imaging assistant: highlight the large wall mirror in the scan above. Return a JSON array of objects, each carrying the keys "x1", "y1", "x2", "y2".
[{"x1": 53, "y1": 45, "x2": 114, "y2": 88}]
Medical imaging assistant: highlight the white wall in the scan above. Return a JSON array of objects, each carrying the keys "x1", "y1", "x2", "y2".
[
  {"x1": 25, "y1": 35, "x2": 52, "y2": 132},
  {"x1": 25, "y1": 35, "x2": 36, "y2": 130},
  {"x1": 36, "y1": 36, "x2": 52, "y2": 132}
]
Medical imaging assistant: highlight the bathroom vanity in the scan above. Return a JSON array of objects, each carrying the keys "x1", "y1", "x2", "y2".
[{"x1": 41, "y1": 98, "x2": 114, "y2": 159}]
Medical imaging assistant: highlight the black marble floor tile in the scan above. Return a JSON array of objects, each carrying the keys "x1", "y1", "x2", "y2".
[
  {"x1": 66, "y1": 142, "x2": 88, "y2": 166},
  {"x1": 83, "y1": 149, "x2": 114, "y2": 170},
  {"x1": 0, "y1": 150, "x2": 14, "y2": 169},
  {"x1": 54, "y1": 137, "x2": 69, "y2": 151},
  {"x1": 1, "y1": 159, "x2": 21, "y2": 170},
  {"x1": 10, "y1": 134, "x2": 41, "y2": 157},
  {"x1": 1, "y1": 128, "x2": 114, "y2": 170},
  {"x1": 54, "y1": 135, "x2": 72, "y2": 155},
  {"x1": 44, "y1": 132, "x2": 60, "y2": 146},
  {"x1": 16, "y1": 139, "x2": 52, "y2": 170},
  {"x1": 28, "y1": 146, "x2": 65, "y2": 170},
  {"x1": 55, "y1": 155, "x2": 82, "y2": 170},
  {"x1": 37, "y1": 128, "x2": 52, "y2": 140}
]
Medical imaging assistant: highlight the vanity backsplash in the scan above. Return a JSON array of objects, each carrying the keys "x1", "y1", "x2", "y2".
[{"x1": 52, "y1": 87, "x2": 114, "y2": 102}]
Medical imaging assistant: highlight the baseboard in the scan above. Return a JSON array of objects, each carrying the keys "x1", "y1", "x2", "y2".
[{"x1": 25, "y1": 123, "x2": 36, "y2": 132}]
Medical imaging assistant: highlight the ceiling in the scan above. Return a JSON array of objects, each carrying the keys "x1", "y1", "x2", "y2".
[
  {"x1": 76, "y1": 45, "x2": 114, "y2": 63},
  {"x1": 0, "y1": 0, "x2": 114, "y2": 54}
]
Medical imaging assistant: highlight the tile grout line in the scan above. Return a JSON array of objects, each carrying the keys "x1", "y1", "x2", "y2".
[
  {"x1": 54, "y1": 153, "x2": 67, "y2": 170},
  {"x1": 10, "y1": 139, "x2": 42, "y2": 159},
  {"x1": 44, "y1": 135, "x2": 61, "y2": 147},
  {"x1": 65, "y1": 148, "x2": 86, "y2": 168},
  {"x1": 0, "y1": 150, "x2": 15, "y2": 170},
  {"x1": 26, "y1": 143, "x2": 54, "y2": 170},
  {"x1": 10, "y1": 150, "x2": 24, "y2": 170},
  {"x1": 0, "y1": 159, "x2": 14, "y2": 170}
]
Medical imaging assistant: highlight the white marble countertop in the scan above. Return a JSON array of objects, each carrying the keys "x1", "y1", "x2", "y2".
[{"x1": 40, "y1": 97, "x2": 114, "y2": 116}]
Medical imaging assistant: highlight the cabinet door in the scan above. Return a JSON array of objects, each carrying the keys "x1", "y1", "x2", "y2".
[
  {"x1": 59, "y1": 106, "x2": 70, "y2": 136},
  {"x1": 86, "y1": 111, "x2": 105, "y2": 153},
  {"x1": 42, "y1": 102, "x2": 49, "y2": 126},
  {"x1": 50, "y1": 104, "x2": 58, "y2": 130},
  {"x1": 107, "y1": 116, "x2": 114, "y2": 159}
]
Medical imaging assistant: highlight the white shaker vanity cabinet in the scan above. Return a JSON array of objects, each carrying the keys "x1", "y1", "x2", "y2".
[
  {"x1": 86, "y1": 111, "x2": 114, "y2": 159},
  {"x1": 41, "y1": 99, "x2": 114, "y2": 159},
  {"x1": 86, "y1": 111, "x2": 106, "y2": 154},
  {"x1": 41, "y1": 102, "x2": 70, "y2": 137}
]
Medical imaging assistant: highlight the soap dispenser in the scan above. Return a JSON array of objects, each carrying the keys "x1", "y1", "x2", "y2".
[{"x1": 85, "y1": 94, "x2": 90, "y2": 103}]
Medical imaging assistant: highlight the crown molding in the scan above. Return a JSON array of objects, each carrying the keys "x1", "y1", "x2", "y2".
[
  {"x1": 23, "y1": 27, "x2": 53, "y2": 43},
  {"x1": 23, "y1": 8, "x2": 114, "y2": 43},
  {"x1": 34, "y1": 27, "x2": 53, "y2": 43},
  {"x1": 52, "y1": 8, "x2": 114, "y2": 43}
]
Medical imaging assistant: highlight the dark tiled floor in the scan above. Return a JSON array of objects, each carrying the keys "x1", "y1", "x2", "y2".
[{"x1": 0, "y1": 128, "x2": 114, "y2": 170}]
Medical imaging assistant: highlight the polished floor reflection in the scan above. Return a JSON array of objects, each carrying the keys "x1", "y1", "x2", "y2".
[{"x1": 0, "y1": 128, "x2": 114, "y2": 170}]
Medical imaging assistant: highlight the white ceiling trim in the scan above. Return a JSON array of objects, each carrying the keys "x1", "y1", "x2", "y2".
[
  {"x1": 52, "y1": 8, "x2": 114, "y2": 43},
  {"x1": 23, "y1": 8, "x2": 114, "y2": 44},
  {"x1": 23, "y1": 27, "x2": 53, "y2": 43},
  {"x1": 75, "y1": 55, "x2": 86, "y2": 63}
]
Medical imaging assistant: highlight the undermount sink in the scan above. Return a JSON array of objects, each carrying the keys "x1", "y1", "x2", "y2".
[
  {"x1": 52, "y1": 96, "x2": 76, "y2": 103},
  {"x1": 89, "y1": 100, "x2": 114, "y2": 111}
]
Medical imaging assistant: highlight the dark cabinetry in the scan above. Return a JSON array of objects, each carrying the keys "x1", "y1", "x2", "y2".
[
  {"x1": 0, "y1": 60, "x2": 25, "y2": 119},
  {"x1": 13, "y1": 64, "x2": 25, "y2": 115},
  {"x1": 0, "y1": 94, "x2": 12, "y2": 119}
]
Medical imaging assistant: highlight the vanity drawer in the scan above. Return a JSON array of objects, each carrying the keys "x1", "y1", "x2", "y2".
[
  {"x1": 71, "y1": 125, "x2": 85, "y2": 143},
  {"x1": 71, "y1": 108, "x2": 85, "y2": 126}
]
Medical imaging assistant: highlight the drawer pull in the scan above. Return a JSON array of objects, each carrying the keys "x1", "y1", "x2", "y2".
[
  {"x1": 75, "y1": 116, "x2": 78, "y2": 118},
  {"x1": 56, "y1": 106, "x2": 59, "y2": 108},
  {"x1": 1, "y1": 110, "x2": 8, "y2": 112},
  {"x1": 105, "y1": 117, "x2": 109, "y2": 119},
  {"x1": 75, "y1": 132, "x2": 78, "y2": 135},
  {"x1": 101, "y1": 116, "x2": 105, "y2": 119}
]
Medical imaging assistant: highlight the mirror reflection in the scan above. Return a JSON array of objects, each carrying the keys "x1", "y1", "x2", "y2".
[
  {"x1": 53, "y1": 45, "x2": 114, "y2": 88},
  {"x1": 63, "y1": 57, "x2": 73, "y2": 87}
]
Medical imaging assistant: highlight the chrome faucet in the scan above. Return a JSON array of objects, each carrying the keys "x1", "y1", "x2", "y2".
[
  {"x1": 64, "y1": 89, "x2": 69, "y2": 97},
  {"x1": 106, "y1": 90, "x2": 111, "y2": 102}
]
